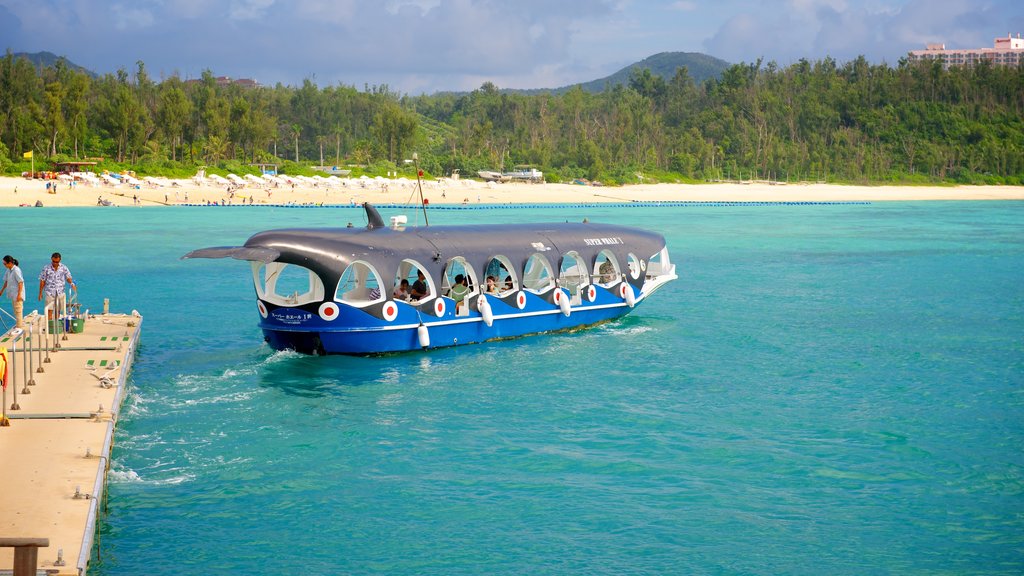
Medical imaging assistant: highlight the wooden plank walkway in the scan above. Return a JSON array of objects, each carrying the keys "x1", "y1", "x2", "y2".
[{"x1": 0, "y1": 310, "x2": 142, "y2": 575}]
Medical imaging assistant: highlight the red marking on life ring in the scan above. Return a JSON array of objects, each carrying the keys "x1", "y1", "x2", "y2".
[
  {"x1": 257, "y1": 301, "x2": 268, "y2": 318},
  {"x1": 434, "y1": 299, "x2": 446, "y2": 316},
  {"x1": 554, "y1": 290, "x2": 562, "y2": 303},
  {"x1": 586, "y1": 285, "x2": 596, "y2": 302},
  {"x1": 620, "y1": 283, "x2": 628, "y2": 299},
  {"x1": 382, "y1": 301, "x2": 398, "y2": 322},
  {"x1": 319, "y1": 302, "x2": 340, "y2": 321},
  {"x1": 516, "y1": 291, "x2": 527, "y2": 309}
]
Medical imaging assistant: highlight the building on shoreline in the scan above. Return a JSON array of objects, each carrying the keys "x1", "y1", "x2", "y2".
[{"x1": 908, "y1": 34, "x2": 1024, "y2": 68}]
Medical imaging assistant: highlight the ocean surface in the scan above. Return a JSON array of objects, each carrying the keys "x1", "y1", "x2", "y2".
[{"x1": 2, "y1": 201, "x2": 1022, "y2": 575}]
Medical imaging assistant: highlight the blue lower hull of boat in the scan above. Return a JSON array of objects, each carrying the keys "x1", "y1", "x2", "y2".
[{"x1": 259, "y1": 288, "x2": 638, "y2": 355}]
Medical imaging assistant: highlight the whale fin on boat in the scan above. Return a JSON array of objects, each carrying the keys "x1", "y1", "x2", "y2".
[
  {"x1": 364, "y1": 203, "x2": 386, "y2": 229},
  {"x1": 181, "y1": 246, "x2": 281, "y2": 263}
]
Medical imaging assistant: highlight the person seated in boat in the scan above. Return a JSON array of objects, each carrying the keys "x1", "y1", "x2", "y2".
[
  {"x1": 599, "y1": 260, "x2": 616, "y2": 283},
  {"x1": 504, "y1": 275, "x2": 514, "y2": 291},
  {"x1": 411, "y1": 270, "x2": 430, "y2": 301},
  {"x1": 393, "y1": 279, "x2": 411, "y2": 301},
  {"x1": 450, "y1": 274, "x2": 470, "y2": 312},
  {"x1": 485, "y1": 275, "x2": 499, "y2": 294}
]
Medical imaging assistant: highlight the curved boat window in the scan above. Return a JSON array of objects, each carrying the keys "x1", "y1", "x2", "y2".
[
  {"x1": 393, "y1": 259, "x2": 435, "y2": 304},
  {"x1": 335, "y1": 261, "x2": 386, "y2": 307},
  {"x1": 523, "y1": 253, "x2": 555, "y2": 295},
  {"x1": 558, "y1": 251, "x2": 588, "y2": 303},
  {"x1": 626, "y1": 253, "x2": 642, "y2": 280},
  {"x1": 484, "y1": 256, "x2": 517, "y2": 296},
  {"x1": 252, "y1": 261, "x2": 326, "y2": 307},
  {"x1": 647, "y1": 247, "x2": 671, "y2": 277},
  {"x1": 593, "y1": 250, "x2": 621, "y2": 287},
  {"x1": 441, "y1": 257, "x2": 479, "y2": 316}
]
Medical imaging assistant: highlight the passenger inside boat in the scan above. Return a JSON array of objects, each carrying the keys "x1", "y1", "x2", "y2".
[
  {"x1": 593, "y1": 251, "x2": 621, "y2": 287},
  {"x1": 450, "y1": 274, "x2": 470, "y2": 312},
  {"x1": 411, "y1": 270, "x2": 429, "y2": 300},
  {"x1": 393, "y1": 279, "x2": 411, "y2": 301},
  {"x1": 485, "y1": 275, "x2": 498, "y2": 294},
  {"x1": 484, "y1": 257, "x2": 517, "y2": 297}
]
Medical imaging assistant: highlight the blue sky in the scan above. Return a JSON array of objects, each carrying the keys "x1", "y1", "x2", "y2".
[{"x1": 2, "y1": 0, "x2": 1022, "y2": 93}]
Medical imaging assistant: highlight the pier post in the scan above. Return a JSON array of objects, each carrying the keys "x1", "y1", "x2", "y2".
[
  {"x1": 43, "y1": 309, "x2": 51, "y2": 363},
  {"x1": 20, "y1": 327, "x2": 29, "y2": 393},
  {"x1": 9, "y1": 329, "x2": 21, "y2": 409},
  {"x1": 36, "y1": 314, "x2": 45, "y2": 372},
  {"x1": 0, "y1": 537, "x2": 49, "y2": 576},
  {"x1": 27, "y1": 320, "x2": 35, "y2": 385}
]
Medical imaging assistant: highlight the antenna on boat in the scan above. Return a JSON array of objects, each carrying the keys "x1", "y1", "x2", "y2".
[{"x1": 413, "y1": 153, "x2": 429, "y2": 226}]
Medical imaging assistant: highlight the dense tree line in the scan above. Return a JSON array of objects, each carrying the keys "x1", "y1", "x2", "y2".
[{"x1": 1, "y1": 50, "x2": 1022, "y2": 184}]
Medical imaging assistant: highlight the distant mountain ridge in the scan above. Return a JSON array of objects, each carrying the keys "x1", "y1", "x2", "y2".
[
  {"x1": 11, "y1": 51, "x2": 96, "y2": 77},
  {"x1": 505, "y1": 51, "x2": 732, "y2": 96},
  {"x1": 10, "y1": 50, "x2": 729, "y2": 93},
  {"x1": 572, "y1": 51, "x2": 731, "y2": 92}
]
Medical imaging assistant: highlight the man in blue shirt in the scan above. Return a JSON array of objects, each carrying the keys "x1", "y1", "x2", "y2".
[{"x1": 38, "y1": 252, "x2": 75, "y2": 305}]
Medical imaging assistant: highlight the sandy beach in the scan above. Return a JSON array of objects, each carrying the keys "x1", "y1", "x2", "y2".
[{"x1": 1, "y1": 175, "x2": 1022, "y2": 207}]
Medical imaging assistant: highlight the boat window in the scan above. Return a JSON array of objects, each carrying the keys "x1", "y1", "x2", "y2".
[
  {"x1": 251, "y1": 261, "x2": 325, "y2": 307},
  {"x1": 334, "y1": 261, "x2": 385, "y2": 307},
  {"x1": 523, "y1": 253, "x2": 554, "y2": 294},
  {"x1": 626, "y1": 253, "x2": 642, "y2": 280},
  {"x1": 558, "y1": 251, "x2": 588, "y2": 303},
  {"x1": 647, "y1": 247, "x2": 671, "y2": 277},
  {"x1": 593, "y1": 250, "x2": 620, "y2": 287},
  {"x1": 394, "y1": 259, "x2": 435, "y2": 304},
  {"x1": 484, "y1": 256, "x2": 517, "y2": 296},
  {"x1": 441, "y1": 257, "x2": 479, "y2": 316}
]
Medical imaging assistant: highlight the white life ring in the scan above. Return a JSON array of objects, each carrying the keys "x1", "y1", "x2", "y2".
[
  {"x1": 516, "y1": 291, "x2": 527, "y2": 310},
  {"x1": 585, "y1": 285, "x2": 596, "y2": 302},
  {"x1": 434, "y1": 298, "x2": 446, "y2": 317},
  {"x1": 382, "y1": 301, "x2": 398, "y2": 322},
  {"x1": 318, "y1": 302, "x2": 340, "y2": 321},
  {"x1": 257, "y1": 301, "x2": 268, "y2": 318}
]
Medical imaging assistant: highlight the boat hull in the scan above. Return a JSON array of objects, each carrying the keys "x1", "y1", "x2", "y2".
[{"x1": 259, "y1": 288, "x2": 640, "y2": 355}]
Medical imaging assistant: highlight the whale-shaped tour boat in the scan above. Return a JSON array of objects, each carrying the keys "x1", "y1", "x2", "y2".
[{"x1": 184, "y1": 203, "x2": 677, "y2": 355}]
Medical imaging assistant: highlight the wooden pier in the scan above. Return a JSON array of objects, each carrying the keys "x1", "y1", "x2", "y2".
[{"x1": 0, "y1": 309, "x2": 142, "y2": 575}]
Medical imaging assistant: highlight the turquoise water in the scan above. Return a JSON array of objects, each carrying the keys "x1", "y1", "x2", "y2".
[{"x1": 2, "y1": 202, "x2": 1022, "y2": 575}]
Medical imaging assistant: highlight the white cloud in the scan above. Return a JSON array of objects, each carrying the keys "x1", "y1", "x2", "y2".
[
  {"x1": 229, "y1": 0, "x2": 276, "y2": 21},
  {"x1": 669, "y1": 1, "x2": 698, "y2": 11},
  {"x1": 112, "y1": 4, "x2": 155, "y2": 31},
  {"x1": 167, "y1": 0, "x2": 211, "y2": 19}
]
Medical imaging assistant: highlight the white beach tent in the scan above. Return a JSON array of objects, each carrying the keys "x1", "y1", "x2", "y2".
[{"x1": 73, "y1": 172, "x2": 100, "y2": 185}]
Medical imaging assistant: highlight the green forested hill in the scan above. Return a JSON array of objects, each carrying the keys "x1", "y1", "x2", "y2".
[
  {"x1": 1, "y1": 52, "x2": 1022, "y2": 185},
  {"x1": 572, "y1": 52, "x2": 731, "y2": 93},
  {"x1": 11, "y1": 51, "x2": 95, "y2": 78}
]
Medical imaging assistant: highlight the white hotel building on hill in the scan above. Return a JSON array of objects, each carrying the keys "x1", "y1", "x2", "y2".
[{"x1": 908, "y1": 34, "x2": 1024, "y2": 68}]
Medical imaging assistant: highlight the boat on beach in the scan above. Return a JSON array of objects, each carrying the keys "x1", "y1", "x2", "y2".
[
  {"x1": 184, "y1": 203, "x2": 677, "y2": 355},
  {"x1": 477, "y1": 170, "x2": 508, "y2": 182}
]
